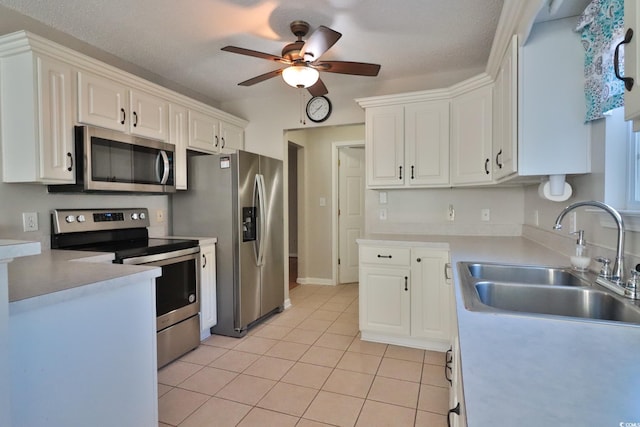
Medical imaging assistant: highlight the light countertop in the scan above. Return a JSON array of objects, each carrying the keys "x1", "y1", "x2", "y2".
[
  {"x1": 8, "y1": 249, "x2": 160, "y2": 314},
  {"x1": 0, "y1": 240, "x2": 41, "y2": 262},
  {"x1": 358, "y1": 234, "x2": 640, "y2": 426}
]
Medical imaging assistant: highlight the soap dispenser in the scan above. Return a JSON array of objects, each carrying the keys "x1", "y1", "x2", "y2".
[{"x1": 570, "y1": 230, "x2": 590, "y2": 271}]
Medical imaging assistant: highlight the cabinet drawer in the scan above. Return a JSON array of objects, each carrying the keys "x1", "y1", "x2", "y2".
[{"x1": 360, "y1": 246, "x2": 411, "y2": 266}]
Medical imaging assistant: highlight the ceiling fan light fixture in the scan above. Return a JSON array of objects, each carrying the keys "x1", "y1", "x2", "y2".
[{"x1": 282, "y1": 65, "x2": 319, "y2": 88}]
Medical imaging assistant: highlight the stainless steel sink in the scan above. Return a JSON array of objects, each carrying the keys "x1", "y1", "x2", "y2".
[
  {"x1": 458, "y1": 262, "x2": 640, "y2": 326},
  {"x1": 466, "y1": 262, "x2": 587, "y2": 286},
  {"x1": 475, "y1": 282, "x2": 640, "y2": 323}
]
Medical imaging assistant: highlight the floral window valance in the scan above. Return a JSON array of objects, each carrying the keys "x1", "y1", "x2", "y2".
[{"x1": 575, "y1": 0, "x2": 625, "y2": 122}]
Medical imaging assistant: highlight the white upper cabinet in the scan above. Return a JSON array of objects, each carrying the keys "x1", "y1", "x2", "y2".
[
  {"x1": 451, "y1": 83, "x2": 493, "y2": 185},
  {"x1": 188, "y1": 109, "x2": 244, "y2": 154},
  {"x1": 77, "y1": 71, "x2": 169, "y2": 142},
  {"x1": 365, "y1": 105, "x2": 405, "y2": 187},
  {"x1": 169, "y1": 103, "x2": 188, "y2": 190},
  {"x1": 405, "y1": 101, "x2": 450, "y2": 186},
  {"x1": 1, "y1": 49, "x2": 75, "y2": 183},
  {"x1": 364, "y1": 100, "x2": 449, "y2": 188},
  {"x1": 624, "y1": 0, "x2": 640, "y2": 129},
  {"x1": 492, "y1": 35, "x2": 518, "y2": 181},
  {"x1": 518, "y1": 17, "x2": 590, "y2": 176}
]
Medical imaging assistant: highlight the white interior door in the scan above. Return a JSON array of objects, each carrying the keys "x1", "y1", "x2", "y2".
[{"x1": 338, "y1": 147, "x2": 365, "y2": 284}]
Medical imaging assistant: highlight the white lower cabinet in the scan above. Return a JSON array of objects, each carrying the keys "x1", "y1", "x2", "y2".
[
  {"x1": 359, "y1": 242, "x2": 451, "y2": 351},
  {"x1": 199, "y1": 243, "x2": 217, "y2": 340}
]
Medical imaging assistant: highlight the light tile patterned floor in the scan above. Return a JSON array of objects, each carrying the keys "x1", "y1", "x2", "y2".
[{"x1": 158, "y1": 283, "x2": 449, "y2": 427}]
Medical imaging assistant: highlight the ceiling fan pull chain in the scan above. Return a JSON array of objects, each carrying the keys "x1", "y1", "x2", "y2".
[{"x1": 300, "y1": 89, "x2": 306, "y2": 125}]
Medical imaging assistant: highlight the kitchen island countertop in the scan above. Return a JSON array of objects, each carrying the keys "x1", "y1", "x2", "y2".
[
  {"x1": 8, "y1": 249, "x2": 160, "y2": 313},
  {"x1": 358, "y1": 234, "x2": 640, "y2": 427}
]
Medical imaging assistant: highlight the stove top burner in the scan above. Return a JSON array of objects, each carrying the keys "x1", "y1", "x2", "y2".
[{"x1": 79, "y1": 237, "x2": 199, "y2": 261}]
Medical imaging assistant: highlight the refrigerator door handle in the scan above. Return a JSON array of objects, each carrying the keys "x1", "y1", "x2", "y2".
[{"x1": 256, "y1": 173, "x2": 267, "y2": 267}]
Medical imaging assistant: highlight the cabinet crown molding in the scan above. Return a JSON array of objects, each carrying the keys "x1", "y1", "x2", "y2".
[
  {"x1": 0, "y1": 30, "x2": 248, "y2": 129},
  {"x1": 356, "y1": 73, "x2": 492, "y2": 108}
]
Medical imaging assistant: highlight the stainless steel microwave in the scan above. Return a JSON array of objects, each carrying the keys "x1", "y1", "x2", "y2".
[{"x1": 49, "y1": 126, "x2": 176, "y2": 193}]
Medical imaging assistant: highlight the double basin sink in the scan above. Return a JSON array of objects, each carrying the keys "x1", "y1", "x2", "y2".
[{"x1": 458, "y1": 262, "x2": 640, "y2": 325}]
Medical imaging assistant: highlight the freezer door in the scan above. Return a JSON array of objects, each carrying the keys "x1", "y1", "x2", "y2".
[
  {"x1": 238, "y1": 151, "x2": 261, "y2": 328},
  {"x1": 259, "y1": 155, "x2": 285, "y2": 315}
]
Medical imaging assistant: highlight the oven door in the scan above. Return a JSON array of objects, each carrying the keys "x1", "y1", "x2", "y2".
[{"x1": 123, "y1": 248, "x2": 200, "y2": 331}]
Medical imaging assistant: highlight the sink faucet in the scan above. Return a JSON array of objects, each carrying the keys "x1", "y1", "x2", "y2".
[{"x1": 553, "y1": 201, "x2": 625, "y2": 284}]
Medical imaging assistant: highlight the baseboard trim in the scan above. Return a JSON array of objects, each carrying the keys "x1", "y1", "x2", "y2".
[
  {"x1": 296, "y1": 277, "x2": 335, "y2": 286},
  {"x1": 360, "y1": 331, "x2": 451, "y2": 352}
]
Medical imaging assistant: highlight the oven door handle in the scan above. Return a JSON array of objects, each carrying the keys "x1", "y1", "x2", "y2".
[{"x1": 121, "y1": 247, "x2": 199, "y2": 265}]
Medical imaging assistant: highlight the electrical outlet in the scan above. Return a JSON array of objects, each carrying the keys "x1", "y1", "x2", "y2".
[
  {"x1": 379, "y1": 208, "x2": 387, "y2": 220},
  {"x1": 156, "y1": 209, "x2": 165, "y2": 223},
  {"x1": 379, "y1": 191, "x2": 387, "y2": 204},
  {"x1": 448, "y1": 204, "x2": 455, "y2": 221},
  {"x1": 22, "y1": 212, "x2": 38, "y2": 232},
  {"x1": 481, "y1": 208, "x2": 491, "y2": 222}
]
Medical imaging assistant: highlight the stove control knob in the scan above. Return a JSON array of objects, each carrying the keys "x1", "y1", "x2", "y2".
[
  {"x1": 65, "y1": 215, "x2": 76, "y2": 223},
  {"x1": 139, "y1": 212, "x2": 146, "y2": 220},
  {"x1": 131, "y1": 213, "x2": 139, "y2": 220},
  {"x1": 77, "y1": 215, "x2": 86, "y2": 223}
]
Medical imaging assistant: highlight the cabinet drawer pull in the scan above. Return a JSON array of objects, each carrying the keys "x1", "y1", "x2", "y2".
[
  {"x1": 495, "y1": 148, "x2": 503, "y2": 169},
  {"x1": 66, "y1": 152, "x2": 73, "y2": 172},
  {"x1": 614, "y1": 28, "x2": 635, "y2": 91},
  {"x1": 215, "y1": 135, "x2": 219, "y2": 147},
  {"x1": 404, "y1": 276, "x2": 408, "y2": 291},
  {"x1": 484, "y1": 158, "x2": 490, "y2": 175},
  {"x1": 447, "y1": 403, "x2": 461, "y2": 427},
  {"x1": 445, "y1": 346, "x2": 453, "y2": 385},
  {"x1": 120, "y1": 108, "x2": 126, "y2": 125},
  {"x1": 377, "y1": 254, "x2": 392, "y2": 259},
  {"x1": 398, "y1": 165, "x2": 403, "y2": 180},
  {"x1": 202, "y1": 253, "x2": 207, "y2": 268},
  {"x1": 221, "y1": 137, "x2": 226, "y2": 149},
  {"x1": 411, "y1": 165, "x2": 415, "y2": 179},
  {"x1": 133, "y1": 111, "x2": 138, "y2": 127},
  {"x1": 416, "y1": 258, "x2": 421, "y2": 262}
]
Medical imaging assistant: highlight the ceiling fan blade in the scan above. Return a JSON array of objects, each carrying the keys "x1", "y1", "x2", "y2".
[
  {"x1": 221, "y1": 46, "x2": 290, "y2": 64},
  {"x1": 313, "y1": 61, "x2": 381, "y2": 76},
  {"x1": 300, "y1": 26, "x2": 342, "y2": 60},
  {"x1": 307, "y1": 78, "x2": 328, "y2": 97},
  {"x1": 238, "y1": 69, "x2": 283, "y2": 86}
]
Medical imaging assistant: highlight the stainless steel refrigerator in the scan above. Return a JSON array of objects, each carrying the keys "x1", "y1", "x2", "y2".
[{"x1": 172, "y1": 151, "x2": 284, "y2": 337}]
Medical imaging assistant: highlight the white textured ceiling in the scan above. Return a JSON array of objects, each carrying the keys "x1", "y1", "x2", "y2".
[{"x1": 0, "y1": 0, "x2": 509, "y2": 103}]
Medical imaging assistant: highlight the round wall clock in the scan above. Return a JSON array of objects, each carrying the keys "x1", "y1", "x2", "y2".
[{"x1": 306, "y1": 96, "x2": 332, "y2": 123}]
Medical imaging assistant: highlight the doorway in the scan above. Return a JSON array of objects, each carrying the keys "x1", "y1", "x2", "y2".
[
  {"x1": 333, "y1": 142, "x2": 365, "y2": 285},
  {"x1": 288, "y1": 142, "x2": 300, "y2": 290}
]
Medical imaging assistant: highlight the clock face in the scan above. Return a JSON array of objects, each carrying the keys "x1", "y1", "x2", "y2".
[{"x1": 306, "y1": 96, "x2": 332, "y2": 123}]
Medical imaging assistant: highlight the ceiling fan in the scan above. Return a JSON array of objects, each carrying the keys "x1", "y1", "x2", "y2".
[{"x1": 221, "y1": 20, "x2": 381, "y2": 96}]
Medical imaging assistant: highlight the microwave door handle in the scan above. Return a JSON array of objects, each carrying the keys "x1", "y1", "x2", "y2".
[{"x1": 156, "y1": 150, "x2": 170, "y2": 184}]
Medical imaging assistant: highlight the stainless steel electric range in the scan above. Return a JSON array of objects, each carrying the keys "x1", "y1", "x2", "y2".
[{"x1": 51, "y1": 208, "x2": 200, "y2": 368}]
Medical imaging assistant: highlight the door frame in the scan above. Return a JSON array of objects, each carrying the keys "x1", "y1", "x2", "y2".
[{"x1": 331, "y1": 140, "x2": 365, "y2": 285}]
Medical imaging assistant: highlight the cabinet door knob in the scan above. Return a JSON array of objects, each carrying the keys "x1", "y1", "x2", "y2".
[
  {"x1": 614, "y1": 28, "x2": 635, "y2": 91},
  {"x1": 66, "y1": 152, "x2": 73, "y2": 172},
  {"x1": 416, "y1": 258, "x2": 421, "y2": 262}
]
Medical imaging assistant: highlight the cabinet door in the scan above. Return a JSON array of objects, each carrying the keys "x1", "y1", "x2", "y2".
[
  {"x1": 199, "y1": 244, "x2": 217, "y2": 335},
  {"x1": 410, "y1": 249, "x2": 451, "y2": 342},
  {"x1": 37, "y1": 55, "x2": 75, "y2": 182},
  {"x1": 360, "y1": 266, "x2": 411, "y2": 335},
  {"x1": 77, "y1": 71, "x2": 127, "y2": 132},
  {"x1": 219, "y1": 121, "x2": 244, "y2": 153},
  {"x1": 492, "y1": 36, "x2": 518, "y2": 181},
  {"x1": 405, "y1": 100, "x2": 450, "y2": 186},
  {"x1": 129, "y1": 90, "x2": 168, "y2": 141},
  {"x1": 169, "y1": 103, "x2": 188, "y2": 190},
  {"x1": 451, "y1": 84, "x2": 493, "y2": 185},
  {"x1": 365, "y1": 105, "x2": 405, "y2": 187},
  {"x1": 188, "y1": 109, "x2": 219, "y2": 153},
  {"x1": 625, "y1": 0, "x2": 640, "y2": 128}
]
